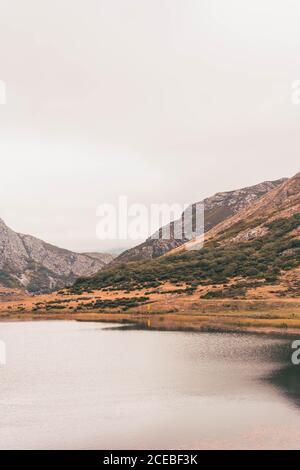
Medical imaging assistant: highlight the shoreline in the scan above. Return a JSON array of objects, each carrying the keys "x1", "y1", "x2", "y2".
[
  {"x1": 1, "y1": 286, "x2": 300, "y2": 337},
  {"x1": 1, "y1": 308, "x2": 300, "y2": 338}
]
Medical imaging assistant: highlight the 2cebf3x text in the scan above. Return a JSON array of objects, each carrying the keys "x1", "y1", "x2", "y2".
[{"x1": 103, "y1": 454, "x2": 198, "y2": 467}]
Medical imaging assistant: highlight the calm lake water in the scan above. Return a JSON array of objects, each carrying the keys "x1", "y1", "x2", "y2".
[{"x1": 0, "y1": 321, "x2": 300, "y2": 449}]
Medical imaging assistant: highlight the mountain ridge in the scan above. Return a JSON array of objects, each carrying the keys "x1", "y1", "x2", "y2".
[
  {"x1": 72, "y1": 172, "x2": 300, "y2": 297},
  {"x1": 108, "y1": 177, "x2": 286, "y2": 266},
  {"x1": 177, "y1": 172, "x2": 300, "y2": 253},
  {"x1": 0, "y1": 218, "x2": 113, "y2": 293}
]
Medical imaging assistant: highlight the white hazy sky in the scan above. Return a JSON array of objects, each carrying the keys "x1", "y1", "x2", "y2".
[{"x1": 0, "y1": 0, "x2": 300, "y2": 252}]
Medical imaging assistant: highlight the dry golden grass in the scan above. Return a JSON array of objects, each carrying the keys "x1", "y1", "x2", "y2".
[{"x1": 1, "y1": 279, "x2": 300, "y2": 336}]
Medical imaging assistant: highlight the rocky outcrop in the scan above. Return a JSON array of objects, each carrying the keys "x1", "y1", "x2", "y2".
[
  {"x1": 108, "y1": 178, "x2": 286, "y2": 266},
  {"x1": 0, "y1": 219, "x2": 113, "y2": 293},
  {"x1": 176, "y1": 172, "x2": 300, "y2": 252},
  {"x1": 207, "y1": 172, "x2": 300, "y2": 244}
]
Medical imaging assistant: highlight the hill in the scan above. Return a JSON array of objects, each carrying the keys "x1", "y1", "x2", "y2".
[
  {"x1": 108, "y1": 178, "x2": 285, "y2": 266},
  {"x1": 0, "y1": 218, "x2": 113, "y2": 293},
  {"x1": 72, "y1": 173, "x2": 300, "y2": 298}
]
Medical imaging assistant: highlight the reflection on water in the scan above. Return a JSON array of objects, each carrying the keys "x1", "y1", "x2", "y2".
[
  {"x1": 264, "y1": 341, "x2": 300, "y2": 408},
  {"x1": 268, "y1": 364, "x2": 300, "y2": 407},
  {"x1": 119, "y1": 323, "x2": 300, "y2": 409},
  {"x1": 0, "y1": 321, "x2": 300, "y2": 449}
]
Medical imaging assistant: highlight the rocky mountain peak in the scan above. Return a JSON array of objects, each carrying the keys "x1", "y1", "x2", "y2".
[
  {"x1": 108, "y1": 177, "x2": 286, "y2": 266},
  {"x1": 0, "y1": 220, "x2": 113, "y2": 293}
]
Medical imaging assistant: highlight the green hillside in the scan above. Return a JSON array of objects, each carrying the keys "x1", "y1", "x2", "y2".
[{"x1": 70, "y1": 213, "x2": 300, "y2": 294}]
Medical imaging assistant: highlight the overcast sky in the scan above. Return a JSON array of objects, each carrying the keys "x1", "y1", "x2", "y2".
[{"x1": 0, "y1": 0, "x2": 300, "y2": 252}]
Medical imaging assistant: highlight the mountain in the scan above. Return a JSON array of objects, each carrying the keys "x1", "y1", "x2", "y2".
[
  {"x1": 180, "y1": 172, "x2": 300, "y2": 252},
  {"x1": 81, "y1": 252, "x2": 113, "y2": 265},
  {"x1": 72, "y1": 173, "x2": 300, "y2": 297},
  {"x1": 108, "y1": 178, "x2": 286, "y2": 266},
  {"x1": 0, "y1": 218, "x2": 113, "y2": 293}
]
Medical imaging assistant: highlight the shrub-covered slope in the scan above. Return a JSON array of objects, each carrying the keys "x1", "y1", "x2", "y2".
[{"x1": 71, "y1": 212, "x2": 300, "y2": 293}]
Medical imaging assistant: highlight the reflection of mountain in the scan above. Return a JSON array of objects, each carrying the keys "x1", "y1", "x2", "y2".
[
  {"x1": 258, "y1": 337, "x2": 300, "y2": 409},
  {"x1": 266, "y1": 357, "x2": 300, "y2": 408}
]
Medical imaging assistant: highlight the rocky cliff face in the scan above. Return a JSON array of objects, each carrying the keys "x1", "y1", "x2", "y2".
[
  {"x1": 173, "y1": 172, "x2": 300, "y2": 253},
  {"x1": 109, "y1": 178, "x2": 286, "y2": 266},
  {"x1": 206, "y1": 172, "x2": 300, "y2": 245},
  {"x1": 0, "y1": 219, "x2": 113, "y2": 293}
]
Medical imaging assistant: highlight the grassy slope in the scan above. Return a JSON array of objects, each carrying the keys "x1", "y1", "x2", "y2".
[{"x1": 71, "y1": 214, "x2": 300, "y2": 295}]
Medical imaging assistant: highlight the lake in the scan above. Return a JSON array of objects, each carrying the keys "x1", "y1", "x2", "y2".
[{"x1": 0, "y1": 320, "x2": 300, "y2": 449}]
